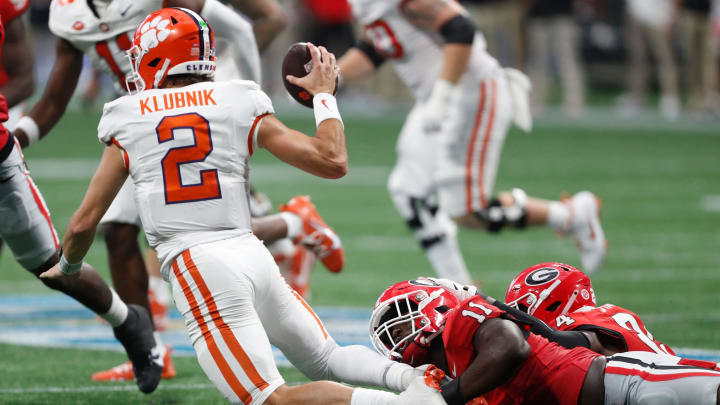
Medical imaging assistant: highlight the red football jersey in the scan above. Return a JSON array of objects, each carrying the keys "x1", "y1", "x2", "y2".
[
  {"x1": 0, "y1": 17, "x2": 10, "y2": 161},
  {"x1": 0, "y1": 0, "x2": 29, "y2": 86},
  {"x1": 552, "y1": 304, "x2": 675, "y2": 355},
  {"x1": 442, "y1": 296, "x2": 600, "y2": 405},
  {"x1": 0, "y1": 0, "x2": 29, "y2": 24}
]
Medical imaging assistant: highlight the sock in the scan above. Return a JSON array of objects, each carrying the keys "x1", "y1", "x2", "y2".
[
  {"x1": 149, "y1": 276, "x2": 172, "y2": 306},
  {"x1": 425, "y1": 237, "x2": 471, "y2": 284},
  {"x1": 328, "y1": 344, "x2": 416, "y2": 391},
  {"x1": 280, "y1": 212, "x2": 303, "y2": 239},
  {"x1": 102, "y1": 289, "x2": 129, "y2": 327},
  {"x1": 351, "y1": 388, "x2": 397, "y2": 405},
  {"x1": 547, "y1": 201, "x2": 571, "y2": 231}
]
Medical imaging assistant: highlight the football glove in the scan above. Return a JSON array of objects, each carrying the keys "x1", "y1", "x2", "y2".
[{"x1": 423, "y1": 79, "x2": 457, "y2": 134}]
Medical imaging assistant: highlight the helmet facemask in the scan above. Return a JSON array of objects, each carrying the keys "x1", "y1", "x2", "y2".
[
  {"x1": 125, "y1": 45, "x2": 146, "y2": 95},
  {"x1": 370, "y1": 289, "x2": 446, "y2": 361}
]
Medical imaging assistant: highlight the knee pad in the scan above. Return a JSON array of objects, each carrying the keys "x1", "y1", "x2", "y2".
[
  {"x1": 480, "y1": 188, "x2": 528, "y2": 233},
  {"x1": 389, "y1": 193, "x2": 457, "y2": 250}
]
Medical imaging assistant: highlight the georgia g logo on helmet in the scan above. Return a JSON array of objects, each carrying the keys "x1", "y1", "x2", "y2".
[{"x1": 525, "y1": 267, "x2": 560, "y2": 286}]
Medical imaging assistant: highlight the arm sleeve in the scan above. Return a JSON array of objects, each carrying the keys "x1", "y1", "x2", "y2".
[
  {"x1": 494, "y1": 301, "x2": 592, "y2": 349},
  {"x1": 202, "y1": 0, "x2": 262, "y2": 83}
]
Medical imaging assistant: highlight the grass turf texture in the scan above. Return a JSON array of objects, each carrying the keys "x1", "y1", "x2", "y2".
[{"x1": 1, "y1": 109, "x2": 719, "y2": 403}]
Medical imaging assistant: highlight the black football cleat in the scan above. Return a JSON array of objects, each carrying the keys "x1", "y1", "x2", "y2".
[{"x1": 112, "y1": 304, "x2": 162, "y2": 393}]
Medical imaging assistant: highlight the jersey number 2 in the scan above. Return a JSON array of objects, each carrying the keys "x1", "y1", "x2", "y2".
[{"x1": 157, "y1": 113, "x2": 221, "y2": 204}]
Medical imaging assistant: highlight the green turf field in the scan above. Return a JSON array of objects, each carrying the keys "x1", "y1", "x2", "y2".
[{"x1": 1, "y1": 107, "x2": 719, "y2": 403}]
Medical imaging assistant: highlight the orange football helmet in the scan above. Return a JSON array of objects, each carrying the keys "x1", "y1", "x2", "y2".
[{"x1": 125, "y1": 8, "x2": 216, "y2": 93}]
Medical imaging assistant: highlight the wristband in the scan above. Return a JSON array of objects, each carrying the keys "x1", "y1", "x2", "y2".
[
  {"x1": 59, "y1": 254, "x2": 82, "y2": 275},
  {"x1": 15, "y1": 116, "x2": 40, "y2": 146},
  {"x1": 313, "y1": 93, "x2": 343, "y2": 128}
]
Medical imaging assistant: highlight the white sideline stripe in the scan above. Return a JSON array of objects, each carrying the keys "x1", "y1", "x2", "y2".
[
  {"x1": 25, "y1": 159, "x2": 392, "y2": 185},
  {"x1": 701, "y1": 195, "x2": 720, "y2": 212},
  {"x1": 0, "y1": 382, "x2": 304, "y2": 394}
]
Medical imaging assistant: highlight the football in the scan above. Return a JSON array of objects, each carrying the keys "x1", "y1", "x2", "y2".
[{"x1": 281, "y1": 42, "x2": 339, "y2": 108}]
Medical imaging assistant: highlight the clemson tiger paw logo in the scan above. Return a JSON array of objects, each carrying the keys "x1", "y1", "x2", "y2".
[{"x1": 139, "y1": 16, "x2": 172, "y2": 50}]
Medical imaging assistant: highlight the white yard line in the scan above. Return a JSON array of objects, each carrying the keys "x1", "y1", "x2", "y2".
[{"x1": 0, "y1": 382, "x2": 306, "y2": 394}]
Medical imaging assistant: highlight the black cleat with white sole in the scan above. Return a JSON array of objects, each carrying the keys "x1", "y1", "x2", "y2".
[{"x1": 113, "y1": 304, "x2": 162, "y2": 393}]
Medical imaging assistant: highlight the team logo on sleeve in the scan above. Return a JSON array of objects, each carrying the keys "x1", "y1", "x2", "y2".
[
  {"x1": 524, "y1": 267, "x2": 560, "y2": 286},
  {"x1": 139, "y1": 16, "x2": 172, "y2": 51}
]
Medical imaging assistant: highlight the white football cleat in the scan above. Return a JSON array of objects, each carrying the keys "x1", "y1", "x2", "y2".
[
  {"x1": 394, "y1": 367, "x2": 447, "y2": 405},
  {"x1": 568, "y1": 191, "x2": 606, "y2": 274}
]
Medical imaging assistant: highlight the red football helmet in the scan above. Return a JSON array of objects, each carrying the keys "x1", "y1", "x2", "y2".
[
  {"x1": 370, "y1": 279, "x2": 460, "y2": 366},
  {"x1": 505, "y1": 262, "x2": 596, "y2": 324},
  {"x1": 125, "y1": 8, "x2": 216, "y2": 93}
]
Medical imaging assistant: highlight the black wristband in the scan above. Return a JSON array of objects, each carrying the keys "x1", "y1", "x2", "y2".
[
  {"x1": 439, "y1": 14, "x2": 475, "y2": 45},
  {"x1": 356, "y1": 40, "x2": 386, "y2": 68},
  {"x1": 441, "y1": 377, "x2": 466, "y2": 405}
]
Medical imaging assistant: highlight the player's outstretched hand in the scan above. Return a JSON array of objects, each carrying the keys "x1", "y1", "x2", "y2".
[
  {"x1": 286, "y1": 43, "x2": 338, "y2": 96},
  {"x1": 39, "y1": 263, "x2": 79, "y2": 279}
]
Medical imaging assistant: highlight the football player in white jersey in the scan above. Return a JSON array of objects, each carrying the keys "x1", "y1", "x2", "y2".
[
  {"x1": 338, "y1": 0, "x2": 607, "y2": 284},
  {"x1": 13, "y1": 0, "x2": 341, "y2": 382},
  {"x1": 41, "y1": 9, "x2": 443, "y2": 405}
]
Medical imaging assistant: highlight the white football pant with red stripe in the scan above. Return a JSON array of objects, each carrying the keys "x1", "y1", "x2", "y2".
[
  {"x1": 604, "y1": 351, "x2": 720, "y2": 405},
  {"x1": 0, "y1": 140, "x2": 59, "y2": 270},
  {"x1": 436, "y1": 68, "x2": 514, "y2": 219},
  {"x1": 169, "y1": 234, "x2": 401, "y2": 405}
]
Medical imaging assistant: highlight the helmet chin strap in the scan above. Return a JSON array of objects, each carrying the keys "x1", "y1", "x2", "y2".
[
  {"x1": 528, "y1": 279, "x2": 562, "y2": 316},
  {"x1": 560, "y1": 289, "x2": 580, "y2": 315}
]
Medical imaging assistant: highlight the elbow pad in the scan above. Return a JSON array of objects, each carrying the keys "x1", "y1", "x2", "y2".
[
  {"x1": 439, "y1": 14, "x2": 475, "y2": 45},
  {"x1": 356, "y1": 39, "x2": 386, "y2": 68}
]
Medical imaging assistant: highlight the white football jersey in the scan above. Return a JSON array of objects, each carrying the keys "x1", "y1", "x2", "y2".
[
  {"x1": 97, "y1": 80, "x2": 274, "y2": 275},
  {"x1": 349, "y1": 0, "x2": 499, "y2": 100},
  {"x1": 49, "y1": 0, "x2": 163, "y2": 94}
]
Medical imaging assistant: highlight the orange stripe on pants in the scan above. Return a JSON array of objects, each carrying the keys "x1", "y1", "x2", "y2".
[
  {"x1": 172, "y1": 259, "x2": 252, "y2": 404},
  {"x1": 182, "y1": 250, "x2": 270, "y2": 392},
  {"x1": 477, "y1": 80, "x2": 497, "y2": 208},
  {"x1": 290, "y1": 288, "x2": 328, "y2": 339},
  {"x1": 465, "y1": 81, "x2": 488, "y2": 214}
]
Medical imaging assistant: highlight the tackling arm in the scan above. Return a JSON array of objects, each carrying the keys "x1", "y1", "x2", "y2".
[
  {"x1": 40, "y1": 145, "x2": 128, "y2": 278},
  {"x1": 227, "y1": 0, "x2": 288, "y2": 52},
  {"x1": 0, "y1": 17, "x2": 34, "y2": 108},
  {"x1": 442, "y1": 318, "x2": 530, "y2": 404}
]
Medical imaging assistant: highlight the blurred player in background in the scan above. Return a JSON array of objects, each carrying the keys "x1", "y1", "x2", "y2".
[
  {"x1": 621, "y1": 0, "x2": 681, "y2": 120},
  {"x1": 338, "y1": 0, "x2": 606, "y2": 285},
  {"x1": 525, "y1": 0, "x2": 586, "y2": 118},
  {"x1": 0, "y1": 8, "x2": 162, "y2": 394},
  {"x1": 12, "y1": 0, "x2": 341, "y2": 384},
  {"x1": 371, "y1": 279, "x2": 720, "y2": 404},
  {"x1": 679, "y1": 0, "x2": 719, "y2": 116},
  {"x1": 41, "y1": 11, "x2": 439, "y2": 403}
]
